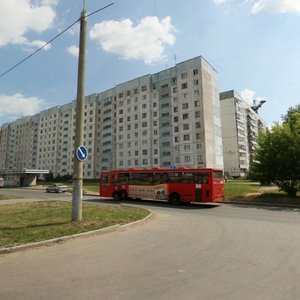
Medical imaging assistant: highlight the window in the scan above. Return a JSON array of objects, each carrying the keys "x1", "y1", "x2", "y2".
[
  {"x1": 181, "y1": 83, "x2": 188, "y2": 89},
  {"x1": 161, "y1": 103, "x2": 170, "y2": 108},
  {"x1": 174, "y1": 116, "x2": 179, "y2": 122},
  {"x1": 181, "y1": 72, "x2": 187, "y2": 79},
  {"x1": 184, "y1": 134, "x2": 190, "y2": 141},
  {"x1": 194, "y1": 79, "x2": 199, "y2": 86},
  {"x1": 183, "y1": 124, "x2": 190, "y2": 130},
  {"x1": 184, "y1": 144, "x2": 191, "y2": 151},
  {"x1": 195, "y1": 111, "x2": 201, "y2": 118},
  {"x1": 193, "y1": 69, "x2": 199, "y2": 75},
  {"x1": 184, "y1": 156, "x2": 191, "y2": 163},
  {"x1": 182, "y1": 103, "x2": 189, "y2": 109},
  {"x1": 183, "y1": 113, "x2": 189, "y2": 120}
]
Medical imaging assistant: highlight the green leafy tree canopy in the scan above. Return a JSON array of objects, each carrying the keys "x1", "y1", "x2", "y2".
[{"x1": 249, "y1": 112, "x2": 300, "y2": 197}]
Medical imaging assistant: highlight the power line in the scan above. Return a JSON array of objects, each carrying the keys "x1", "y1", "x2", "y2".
[{"x1": 0, "y1": 3, "x2": 114, "y2": 80}]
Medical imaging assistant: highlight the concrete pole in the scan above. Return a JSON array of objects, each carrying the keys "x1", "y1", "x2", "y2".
[{"x1": 72, "y1": 6, "x2": 87, "y2": 221}]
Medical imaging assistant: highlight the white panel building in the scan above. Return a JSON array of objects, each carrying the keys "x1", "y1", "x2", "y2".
[
  {"x1": 220, "y1": 90, "x2": 266, "y2": 177},
  {"x1": 0, "y1": 56, "x2": 224, "y2": 179}
]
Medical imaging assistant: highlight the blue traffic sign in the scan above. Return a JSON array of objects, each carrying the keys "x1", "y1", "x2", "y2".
[{"x1": 76, "y1": 146, "x2": 88, "y2": 161}]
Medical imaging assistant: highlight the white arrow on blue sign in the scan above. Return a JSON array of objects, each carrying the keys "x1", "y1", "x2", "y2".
[{"x1": 76, "y1": 145, "x2": 88, "y2": 161}]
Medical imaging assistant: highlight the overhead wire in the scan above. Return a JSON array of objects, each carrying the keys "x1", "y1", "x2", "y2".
[{"x1": 0, "y1": 2, "x2": 114, "y2": 80}]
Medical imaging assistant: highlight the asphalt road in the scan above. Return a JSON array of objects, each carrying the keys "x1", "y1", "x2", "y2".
[{"x1": 1, "y1": 189, "x2": 300, "y2": 300}]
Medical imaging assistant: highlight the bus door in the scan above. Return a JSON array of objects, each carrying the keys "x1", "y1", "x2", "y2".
[
  {"x1": 195, "y1": 183, "x2": 202, "y2": 202},
  {"x1": 195, "y1": 172, "x2": 209, "y2": 202}
]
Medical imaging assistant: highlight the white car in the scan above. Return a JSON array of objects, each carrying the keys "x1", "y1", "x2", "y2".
[{"x1": 46, "y1": 183, "x2": 68, "y2": 193}]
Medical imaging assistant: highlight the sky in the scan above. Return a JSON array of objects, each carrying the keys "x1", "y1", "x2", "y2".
[{"x1": 0, "y1": 0, "x2": 300, "y2": 126}]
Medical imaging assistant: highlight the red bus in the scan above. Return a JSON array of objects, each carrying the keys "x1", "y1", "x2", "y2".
[{"x1": 100, "y1": 168, "x2": 224, "y2": 204}]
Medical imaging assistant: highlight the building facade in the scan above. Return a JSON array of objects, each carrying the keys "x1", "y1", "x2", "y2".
[
  {"x1": 0, "y1": 56, "x2": 224, "y2": 179},
  {"x1": 220, "y1": 90, "x2": 266, "y2": 177}
]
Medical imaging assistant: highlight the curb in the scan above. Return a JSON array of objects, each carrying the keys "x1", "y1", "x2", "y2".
[
  {"x1": 0, "y1": 212, "x2": 154, "y2": 255},
  {"x1": 222, "y1": 201, "x2": 300, "y2": 209}
]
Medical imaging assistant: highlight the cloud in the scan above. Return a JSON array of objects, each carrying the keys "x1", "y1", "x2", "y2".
[
  {"x1": 240, "y1": 89, "x2": 256, "y2": 105},
  {"x1": 0, "y1": 0, "x2": 57, "y2": 48},
  {"x1": 0, "y1": 93, "x2": 46, "y2": 119},
  {"x1": 213, "y1": 0, "x2": 300, "y2": 15},
  {"x1": 213, "y1": 0, "x2": 227, "y2": 4},
  {"x1": 89, "y1": 16, "x2": 176, "y2": 65},
  {"x1": 240, "y1": 88, "x2": 265, "y2": 106},
  {"x1": 251, "y1": 0, "x2": 300, "y2": 14},
  {"x1": 67, "y1": 45, "x2": 79, "y2": 57},
  {"x1": 22, "y1": 40, "x2": 51, "y2": 52}
]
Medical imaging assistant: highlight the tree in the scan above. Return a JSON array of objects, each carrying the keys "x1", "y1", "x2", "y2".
[
  {"x1": 281, "y1": 103, "x2": 300, "y2": 123},
  {"x1": 249, "y1": 112, "x2": 300, "y2": 197}
]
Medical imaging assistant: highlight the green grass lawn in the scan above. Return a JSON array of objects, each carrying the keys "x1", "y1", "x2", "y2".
[
  {"x1": 224, "y1": 180, "x2": 300, "y2": 205},
  {"x1": 38, "y1": 181, "x2": 99, "y2": 194},
  {"x1": 0, "y1": 201, "x2": 150, "y2": 248},
  {"x1": 224, "y1": 180, "x2": 261, "y2": 199}
]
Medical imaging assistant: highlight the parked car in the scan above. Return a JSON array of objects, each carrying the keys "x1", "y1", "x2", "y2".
[{"x1": 46, "y1": 183, "x2": 68, "y2": 193}]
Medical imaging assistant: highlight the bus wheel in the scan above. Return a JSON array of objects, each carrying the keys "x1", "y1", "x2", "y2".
[
  {"x1": 120, "y1": 190, "x2": 128, "y2": 200},
  {"x1": 113, "y1": 192, "x2": 121, "y2": 201},
  {"x1": 169, "y1": 193, "x2": 181, "y2": 205}
]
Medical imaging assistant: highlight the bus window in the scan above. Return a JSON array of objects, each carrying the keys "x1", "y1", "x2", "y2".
[
  {"x1": 130, "y1": 173, "x2": 140, "y2": 185},
  {"x1": 112, "y1": 174, "x2": 118, "y2": 185},
  {"x1": 182, "y1": 172, "x2": 194, "y2": 183},
  {"x1": 153, "y1": 173, "x2": 168, "y2": 185},
  {"x1": 101, "y1": 174, "x2": 109, "y2": 185},
  {"x1": 140, "y1": 173, "x2": 154, "y2": 185},
  {"x1": 167, "y1": 172, "x2": 182, "y2": 183},
  {"x1": 194, "y1": 172, "x2": 209, "y2": 184},
  {"x1": 118, "y1": 173, "x2": 129, "y2": 184},
  {"x1": 213, "y1": 170, "x2": 223, "y2": 179},
  {"x1": 153, "y1": 173, "x2": 160, "y2": 185}
]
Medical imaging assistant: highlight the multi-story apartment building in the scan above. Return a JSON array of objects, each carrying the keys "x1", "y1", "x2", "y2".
[
  {"x1": 0, "y1": 56, "x2": 224, "y2": 179},
  {"x1": 220, "y1": 90, "x2": 265, "y2": 177}
]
